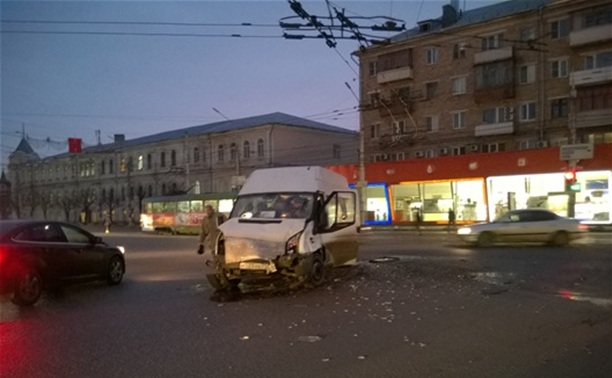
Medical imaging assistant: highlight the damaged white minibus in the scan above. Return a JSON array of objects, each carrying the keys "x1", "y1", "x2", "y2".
[{"x1": 206, "y1": 166, "x2": 360, "y2": 291}]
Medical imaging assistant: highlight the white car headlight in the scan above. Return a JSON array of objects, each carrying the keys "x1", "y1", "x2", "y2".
[
  {"x1": 117, "y1": 246, "x2": 126, "y2": 254},
  {"x1": 457, "y1": 228, "x2": 472, "y2": 235}
]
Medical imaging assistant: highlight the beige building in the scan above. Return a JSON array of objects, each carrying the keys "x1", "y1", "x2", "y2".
[
  {"x1": 358, "y1": 0, "x2": 612, "y2": 162},
  {"x1": 7, "y1": 112, "x2": 358, "y2": 223}
]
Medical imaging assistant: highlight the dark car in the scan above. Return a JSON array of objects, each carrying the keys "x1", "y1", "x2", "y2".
[{"x1": 0, "y1": 220, "x2": 126, "y2": 306}]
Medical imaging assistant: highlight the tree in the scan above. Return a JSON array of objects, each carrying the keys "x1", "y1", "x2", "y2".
[
  {"x1": 77, "y1": 188, "x2": 97, "y2": 224},
  {"x1": 59, "y1": 191, "x2": 75, "y2": 222},
  {"x1": 39, "y1": 192, "x2": 51, "y2": 220}
]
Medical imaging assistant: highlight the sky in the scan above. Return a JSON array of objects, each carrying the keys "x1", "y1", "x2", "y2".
[{"x1": 0, "y1": 0, "x2": 501, "y2": 171}]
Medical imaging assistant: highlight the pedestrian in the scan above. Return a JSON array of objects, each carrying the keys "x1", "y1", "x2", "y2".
[
  {"x1": 104, "y1": 215, "x2": 112, "y2": 234},
  {"x1": 415, "y1": 210, "x2": 423, "y2": 235},
  {"x1": 447, "y1": 208, "x2": 456, "y2": 232},
  {"x1": 197, "y1": 205, "x2": 220, "y2": 258}
]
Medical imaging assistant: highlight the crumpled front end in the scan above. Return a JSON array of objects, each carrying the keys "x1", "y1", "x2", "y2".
[{"x1": 220, "y1": 234, "x2": 312, "y2": 282}]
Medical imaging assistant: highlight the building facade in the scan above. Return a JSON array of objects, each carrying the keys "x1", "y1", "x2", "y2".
[
  {"x1": 358, "y1": 0, "x2": 611, "y2": 162},
  {"x1": 7, "y1": 113, "x2": 358, "y2": 224}
]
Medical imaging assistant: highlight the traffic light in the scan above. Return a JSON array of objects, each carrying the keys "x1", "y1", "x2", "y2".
[{"x1": 564, "y1": 170, "x2": 581, "y2": 192}]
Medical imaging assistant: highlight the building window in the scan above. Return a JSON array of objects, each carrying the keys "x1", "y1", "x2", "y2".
[
  {"x1": 551, "y1": 59, "x2": 568, "y2": 78},
  {"x1": 138, "y1": 155, "x2": 144, "y2": 170},
  {"x1": 217, "y1": 145, "x2": 224, "y2": 162},
  {"x1": 451, "y1": 76, "x2": 467, "y2": 95},
  {"x1": 425, "y1": 115, "x2": 439, "y2": 132},
  {"x1": 243, "y1": 141, "x2": 250, "y2": 160},
  {"x1": 576, "y1": 84, "x2": 612, "y2": 111},
  {"x1": 109, "y1": 159, "x2": 114, "y2": 174},
  {"x1": 160, "y1": 152, "x2": 166, "y2": 168},
  {"x1": 201, "y1": 147, "x2": 206, "y2": 163},
  {"x1": 551, "y1": 98, "x2": 569, "y2": 118},
  {"x1": 550, "y1": 19, "x2": 569, "y2": 39},
  {"x1": 257, "y1": 139, "x2": 264, "y2": 158},
  {"x1": 482, "y1": 107, "x2": 508, "y2": 124},
  {"x1": 229, "y1": 143, "x2": 237, "y2": 162},
  {"x1": 482, "y1": 143, "x2": 504, "y2": 153},
  {"x1": 426, "y1": 48, "x2": 438, "y2": 65},
  {"x1": 520, "y1": 27, "x2": 536, "y2": 42},
  {"x1": 368, "y1": 92, "x2": 381, "y2": 106},
  {"x1": 481, "y1": 33, "x2": 504, "y2": 50},
  {"x1": 452, "y1": 111, "x2": 467, "y2": 129},
  {"x1": 425, "y1": 82, "x2": 438, "y2": 99},
  {"x1": 192, "y1": 147, "x2": 199, "y2": 163},
  {"x1": 147, "y1": 153, "x2": 152, "y2": 169},
  {"x1": 171, "y1": 150, "x2": 176, "y2": 166},
  {"x1": 333, "y1": 144, "x2": 341, "y2": 159},
  {"x1": 452, "y1": 146, "x2": 466, "y2": 156},
  {"x1": 393, "y1": 120, "x2": 406, "y2": 135},
  {"x1": 147, "y1": 185, "x2": 153, "y2": 197},
  {"x1": 370, "y1": 123, "x2": 380, "y2": 139},
  {"x1": 518, "y1": 64, "x2": 536, "y2": 84},
  {"x1": 476, "y1": 61, "x2": 513, "y2": 88},
  {"x1": 100, "y1": 161, "x2": 105, "y2": 175},
  {"x1": 452, "y1": 43, "x2": 466, "y2": 59},
  {"x1": 585, "y1": 51, "x2": 612, "y2": 69},
  {"x1": 368, "y1": 61, "x2": 377, "y2": 76},
  {"x1": 583, "y1": 7, "x2": 612, "y2": 28},
  {"x1": 520, "y1": 102, "x2": 536, "y2": 121}
]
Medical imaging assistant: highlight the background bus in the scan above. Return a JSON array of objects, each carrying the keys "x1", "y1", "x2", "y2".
[{"x1": 140, "y1": 192, "x2": 236, "y2": 235}]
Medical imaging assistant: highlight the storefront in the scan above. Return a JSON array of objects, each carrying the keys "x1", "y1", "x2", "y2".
[
  {"x1": 389, "y1": 179, "x2": 487, "y2": 224},
  {"x1": 350, "y1": 182, "x2": 392, "y2": 225},
  {"x1": 328, "y1": 143, "x2": 612, "y2": 227},
  {"x1": 487, "y1": 170, "x2": 610, "y2": 224}
]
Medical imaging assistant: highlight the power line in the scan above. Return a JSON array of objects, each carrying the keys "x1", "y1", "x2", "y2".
[
  {"x1": 0, "y1": 30, "x2": 282, "y2": 38},
  {"x1": 1, "y1": 19, "x2": 280, "y2": 28}
]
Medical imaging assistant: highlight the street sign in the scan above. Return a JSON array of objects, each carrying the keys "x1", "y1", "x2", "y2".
[{"x1": 560, "y1": 143, "x2": 594, "y2": 161}]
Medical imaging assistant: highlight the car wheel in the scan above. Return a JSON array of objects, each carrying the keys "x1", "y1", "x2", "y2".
[
  {"x1": 477, "y1": 232, "x2": 494, "y2": 247},
  {"x1": 306, "y1": 253, "x2": 326, "y2": 287},
  {"x1": 107, "y1": 256, "x2": 125, "y2": 285},
  {"x1": 550, "y1": 231, "x2": 569, "y2": 247},
  {"x1": 12, "y1": 268, "x2": 43, "y2": 307}
]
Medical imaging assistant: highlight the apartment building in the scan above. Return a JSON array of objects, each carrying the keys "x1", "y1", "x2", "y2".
[
  {"x1": 358, "y1": 0, "x2": 612, "y2": 162},
  {"x1": 6, "y1": 112, "x2": 358, "y2": 223}
]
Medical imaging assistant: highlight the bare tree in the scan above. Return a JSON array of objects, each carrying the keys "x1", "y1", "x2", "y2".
[
  {"x1": 59, "y1": 191, "x2": 75, "y2": 222},
  {"x1": 23, "y1": 185, "x2": 40, "y2": 218},
  {"x1": 77, "y1": 188, "x2": 97, "y2": 224},
  {"x1": 39, "y1": 192, "x2": 51, "y2": 220}
]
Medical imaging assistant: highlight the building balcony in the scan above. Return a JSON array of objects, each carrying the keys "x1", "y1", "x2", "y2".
[
  {"x1": 473, "y1": 46, "x2": 513, "y2": 65},
  {"x1": 378, "y1": 99, "x2": 414, "y2": 117},
  {"x1": 570, "y1": 24, "x2": 612, "y2": 47},
  {"x1": 377, "y1": 66, "x2": 413, "y2": 84},
  {"x1": 474, "y1": 84, "x2": 515, "y2": 103},
  {"x1": 570, "y1": 66, "x2": 612, "y2": 87},
  {"x1": 474, "y1": 121, "x2": 514, "y2": 137},
  {"x1": 575, "y1": 108, "x2": 612, "y2": 128}
]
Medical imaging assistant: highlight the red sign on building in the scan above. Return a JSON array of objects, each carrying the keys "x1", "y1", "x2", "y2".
[{"x1": 68, "y1": 138, "x2": 82, "y2": 153}]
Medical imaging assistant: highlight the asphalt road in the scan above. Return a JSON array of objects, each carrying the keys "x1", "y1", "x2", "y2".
[{"x1": 1, "y1": 230, "x2": 610, "y2": 378}]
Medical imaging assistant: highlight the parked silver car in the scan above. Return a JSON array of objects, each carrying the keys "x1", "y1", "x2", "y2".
[{"x1": 457, "y1": 209, "x2": 588, "y2": 247}]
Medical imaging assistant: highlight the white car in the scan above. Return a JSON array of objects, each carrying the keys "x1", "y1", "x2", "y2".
[{"x1": 457, "y1": 209, "x2": 588, "y2": 247}]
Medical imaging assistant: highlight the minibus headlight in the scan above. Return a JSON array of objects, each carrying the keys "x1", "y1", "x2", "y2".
[{"x1": 285, "y1": 231, "x2": 302, "y2": 254}]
